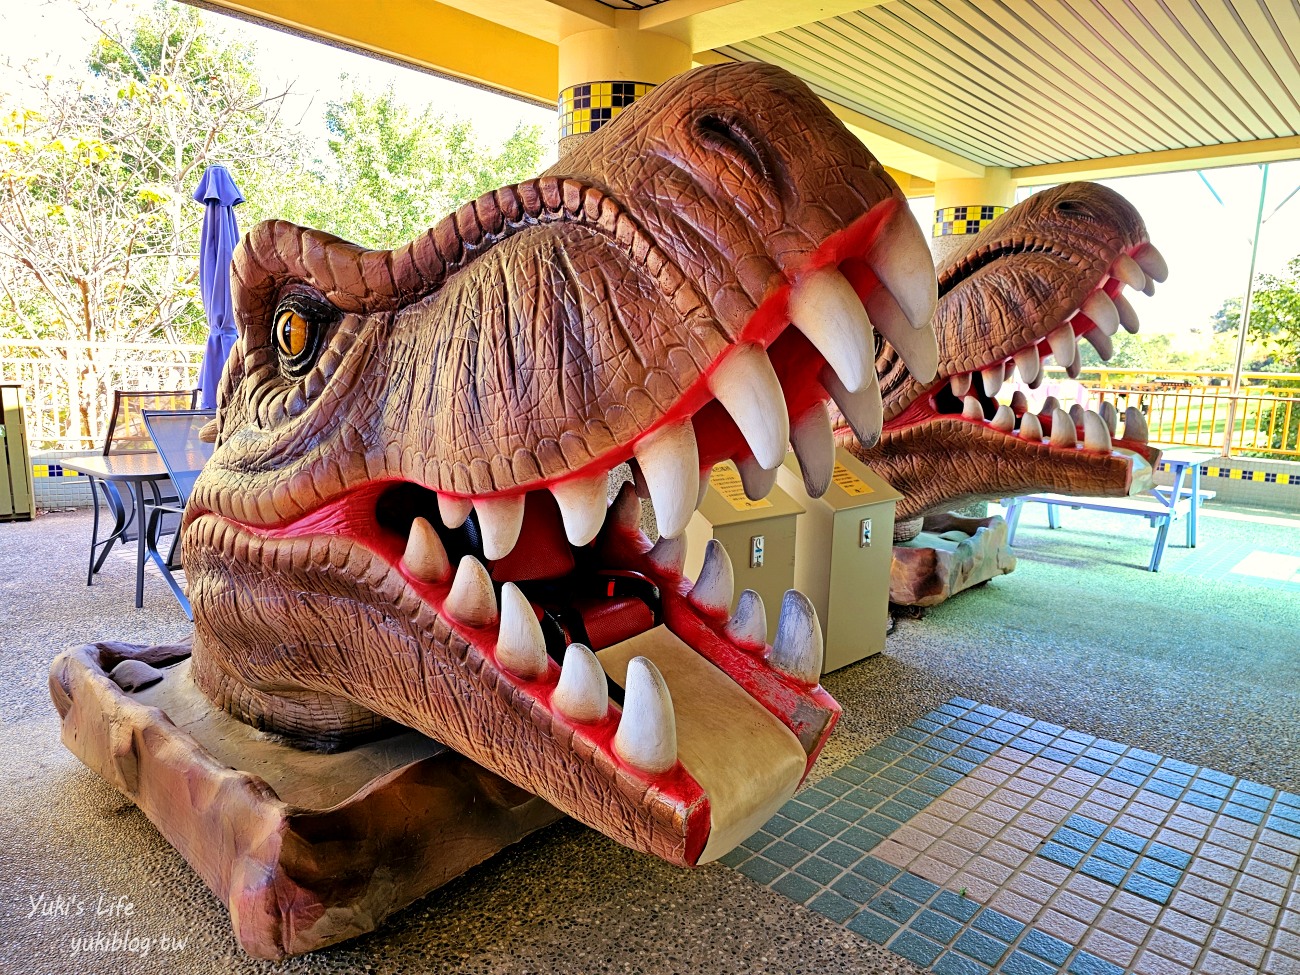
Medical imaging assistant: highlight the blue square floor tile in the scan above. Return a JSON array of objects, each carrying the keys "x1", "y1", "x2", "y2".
[
  {"x1": 890, "y1": 930, "x2": 944, "y2": 968},
  {"x1": 1020, "y1": 929, "x2": 1073, "y2": 966},
  {"x1": 953, "y1": 930, "x2": 1010, "y2": 966},
  {"x1": 847, "y1": 910, "x2": 898, "y2": 944},
  {"x1": 933, "y1": 952, "x2": 990, "y2": 975},
  {"x1": 1069, "y1": 951, "x2": 1125, "y2": 975}
]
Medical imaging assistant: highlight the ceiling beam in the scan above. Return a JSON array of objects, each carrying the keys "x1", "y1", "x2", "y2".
[
  {"x1": 433, "y1": 0, "x2": 615, "y2": 44},
  {"x1": 640, "y1": 0, "x2": 888, "y2": 53},
  {"x1": 192, "y1": 0, "x2": 558, "y2": 104},
  {"x1": 1013, "y1": 136, "x2": 1300, "y2": 185}
]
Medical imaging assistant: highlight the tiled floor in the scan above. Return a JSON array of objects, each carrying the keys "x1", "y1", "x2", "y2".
[{"x1": 722, "y1": 699, "x2": 1300, "y2": 975}]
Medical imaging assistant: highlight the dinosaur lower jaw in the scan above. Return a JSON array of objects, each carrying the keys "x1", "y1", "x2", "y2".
[{"x1": 190, "y1": 479, "x2": 838, "y2": 867}]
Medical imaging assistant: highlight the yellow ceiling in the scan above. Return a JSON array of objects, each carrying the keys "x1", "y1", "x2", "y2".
[{"x1": 192, "y1": 0, "x2": 1300, "y2": 185}]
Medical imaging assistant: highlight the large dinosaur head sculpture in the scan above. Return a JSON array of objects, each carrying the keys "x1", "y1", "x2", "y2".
[
  {"x1": 852, "y1": 182, "x2": 1166, "y2": 522},
  {"x1": 183, "y1": 63, "x2": 938, "y2": 867}
]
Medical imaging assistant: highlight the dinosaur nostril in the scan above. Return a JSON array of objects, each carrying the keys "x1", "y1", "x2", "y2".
[{"x1": 1056, "y1": 200, "x2": 1086, "y2": 214}]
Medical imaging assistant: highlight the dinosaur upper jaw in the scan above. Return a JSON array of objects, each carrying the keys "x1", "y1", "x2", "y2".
[
  {"x1": 186, "y1": 197, "x2": 937, "y2": 866},
  {"x1": 874, "y1": 239, "x2": 1168, "y2": 521}
]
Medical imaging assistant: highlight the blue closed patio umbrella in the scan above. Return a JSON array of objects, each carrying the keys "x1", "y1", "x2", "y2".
[{"x1": 193, "y1": 164, "x2": 245, "y2": 409}]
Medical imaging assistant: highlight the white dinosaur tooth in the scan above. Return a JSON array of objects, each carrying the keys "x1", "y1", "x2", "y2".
[
  {"x1": 438, "y1": 494, "x2": 473, "y2": 529},
  {"x1": 609, "y1": 480, "x2": 641, "y2": 532},
  {"x1": 1115, "y1": 292, "x2": 1140, "y2": 334},
  {"x1": 1066, "y1": 355, "x2": 1083, "y2": 379},
  {"x1": 708, "y1": 343, "x2": 790, "y2": 470},
  {"x1": 822, "y1": 366, "x2": 883, "y2": 448},
  {"x1": 647, "y1": 534, "x2": 685, "y2": 575},
  {"x1": 791, "y1": 402, "x2": 836, "y2": 498},
  {"x1": 1010, "y1": 390, "x2": 1029, "y2": 415},
  {"x1": 690, "y1": 538, "x2": 734, "y2": 616},
  {"x1": 726, "y1": 589, "x2": 767, "y2": 648},
  {"x1": 1027, "y1": 372, "x2": 1045, "y2": 390},
  {"x1": 1085, "y1": 327, "x2": 1114, "y2": 361},
  {"x1": 1111, "y1": 253, "x2": 1148, "y2": 292},
  {"x1": 1041, "y1": 395, "x2": 1061, "y2": 415},
  {"x1": 1051, "y1": 408, "x2": 1077, "y2": 447},
  {"x1": 444, "y1": 556, "x2": 499, "y2": 627},
  {"x1": 980, "y1": 361, "x2": 1005, "y2": 399},
  {"x1": 867, "y1": 202, "x2": 939, "y2": 329},
  {"x1": 1099, "y1": 400, "x2": 1119, "y2": 435},
  {"x1": 991, "y1": 405, "x2": 1016, "y2": 432},
  {"x1": 767, "y1": 589, "x2": 823, "y2": 684},
  {"x1": 1082, "y1": 290, "x2": 1121, "y2": 337},
  {"x1": 1019, "y1": 412, "x2": 1044, "y2": 441},
  {"x1": 866, "y1": 284, "x2": 939, "y2": 384},
  {"x1": 950, "y1": 373, "x2": 972, "y2": 398},
  {"x1": 475, "y1": 494, "x2": 526, "y2": 561},
  {"x1": 1142, "y1": 277, "x2": 1156, "y2": 297},
  {"x1": 633, "y1": 421, "x2": 699, "y2": 539},
  {"x1": 496, "y1": 582, "x2": 547, "y2": 679},
  {"x1": 551, "y1": 643, "x2": 608, "y2": 723},
  {"x1": 613, "y1": 656, "x2": 678, "y2": 774},
  {"x1": 1069, "y1": 403, "x2": 1087, "y2": 426},
  {"x1": 1013, "y1": 345, "x2": 1041, "y2": 385},
  {"x1": 788, "y1": 267, "x2": 875, "y2": 394},
  {"x1": 1083, "y1": 410, "x2": 1112, "y2": 451},
  {"x1": 696, "y1": 468, "x2": 711, "y2": 509},
  {"x1": 962, "y1": 395, "x2": 985, "y2": 421},
  {"x1": 1047, "y1": 323, "x2": 1076, "y2": 367},
  {"x1": 551, "y1": 473, "x2": 609, "y2": 548},
  {"x1": 1124, "y1": 406, "x2": 1149, "y2": 442},
  {"x1": 737, "y1": 454, "x2": 778, "y2": 501},
  {"x1": 402, "y1": 516, "x2": 451, "y2": 583},
  {"x1": 1132, "y1": 242, "x2": 1168, "y2": 283}
]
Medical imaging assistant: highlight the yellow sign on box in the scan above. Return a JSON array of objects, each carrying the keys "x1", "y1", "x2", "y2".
[
  {"x1": 709, "y1": 465, "x2": 773, "y2": 511},
  {"x1": 831, "y1": 462, "x2": 874, "y2": 497}
]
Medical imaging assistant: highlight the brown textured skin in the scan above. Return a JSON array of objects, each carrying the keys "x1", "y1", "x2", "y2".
[
  {"x1": 185, "y1": 64, "x2": 900, "y2": 864},
  {"x1": 850, "y1": 183, "x2": 1156, "y2": 522}
]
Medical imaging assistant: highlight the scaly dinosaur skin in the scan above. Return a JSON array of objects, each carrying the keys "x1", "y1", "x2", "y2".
[
  {"x1": 850, "y1": 183, "x2": 1168, "y2": 523},
  {"x1": 182, "y1": 64, "x2": 939, "y2": 868}
]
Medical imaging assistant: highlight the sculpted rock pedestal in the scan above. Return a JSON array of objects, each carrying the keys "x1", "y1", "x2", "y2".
[
  {"x1": 50, "y1": 642, "x2": 563, "y2": 959},
  {"x1": 889, "y1": 513, "x2": 1016, "y2": 607}
]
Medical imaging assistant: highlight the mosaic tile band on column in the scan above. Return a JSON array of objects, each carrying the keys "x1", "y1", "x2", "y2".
[{"x1": 721, "y1": 698, "x2": 1300, "y2": 975}]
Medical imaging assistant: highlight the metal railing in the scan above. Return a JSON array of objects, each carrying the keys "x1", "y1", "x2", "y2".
[
  {"x1": 1042, "y1": 366, "x2": 1300, "y2": 459},
  {"x1": 0, "y1": 338, "x2": 205, "y2": 450}
]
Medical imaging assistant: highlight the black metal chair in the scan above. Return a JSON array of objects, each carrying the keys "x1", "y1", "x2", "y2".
[
  {"x1": 86, "y1": 389, "x2": 198, "y2": 585},
  {"x1": 142, "y1": 408, "x2": 216, "y2": 620}
]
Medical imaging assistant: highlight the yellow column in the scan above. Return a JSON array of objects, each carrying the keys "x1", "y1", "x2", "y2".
[
  {"x1": 931, "y1": 168, "x2": 1015, "y2": 263},
  {"x1": 556, "y1": 18, "x2": 691, "y2": 155}
]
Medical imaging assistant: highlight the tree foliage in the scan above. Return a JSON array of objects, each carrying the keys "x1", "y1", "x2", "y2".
[
  {"x1": 294, "y1": 81, "x2": 546, "y2": 249},
  {"x1": 0, "y1": 0, "x2": 550, "y2": 349},
  {"x1": 1211, "y1": 256, "x2": 1300, "y2": 371},
  {"x1": 0, "y1": 1, "x2": 294, "y2": 345}
]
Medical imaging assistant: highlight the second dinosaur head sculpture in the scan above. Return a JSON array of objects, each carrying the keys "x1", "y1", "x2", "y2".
[
  {"x1": 183, "y1": 63, "x2": 940, "y2": 868},
  {"x1": 851, "y1": 182, "x2": 1166, "y2": 522}
]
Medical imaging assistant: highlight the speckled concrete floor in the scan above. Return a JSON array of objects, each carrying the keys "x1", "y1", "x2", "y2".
[{"x1": 1, "y1": 503, "x2": 1295, "y2": 974}]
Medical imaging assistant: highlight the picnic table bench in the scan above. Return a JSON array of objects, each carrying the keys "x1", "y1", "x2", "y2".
[{"x1": 1002, "y1": 451, "x2": 1216, "y2": 572}]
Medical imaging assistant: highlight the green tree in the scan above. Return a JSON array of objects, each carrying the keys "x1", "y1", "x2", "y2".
[
  {"x1": 1211, "y1": 256, "x2": 1300, "y2": 371},
  {"x1": 295, "y1": 81, "x2": 547, "y2": 249}
]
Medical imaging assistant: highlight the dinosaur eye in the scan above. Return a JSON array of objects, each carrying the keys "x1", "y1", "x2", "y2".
[
  {"x1": 275, "y1": 309, "x2": 311, "y2": 358},
  {"x1": 270, "y1": 293, "x2": 335, "y2": 374}
]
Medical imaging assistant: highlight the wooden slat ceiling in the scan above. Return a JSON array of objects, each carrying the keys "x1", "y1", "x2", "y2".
[{"x1": 717, "y1": 0, "x2": 1300, "y2": 168}]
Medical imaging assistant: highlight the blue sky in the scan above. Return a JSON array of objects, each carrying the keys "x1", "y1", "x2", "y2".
[{"x1": 5, "y1": 0, "x2": 1298, "y2": 341}]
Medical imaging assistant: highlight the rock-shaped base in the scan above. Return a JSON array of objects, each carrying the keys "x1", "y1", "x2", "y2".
[
  {"x1": 889, "y1": 513, "x2": 1016, "y2": 607},
  {"x1": 48, "y1": 641, "x2": 562, "y2": 959}
]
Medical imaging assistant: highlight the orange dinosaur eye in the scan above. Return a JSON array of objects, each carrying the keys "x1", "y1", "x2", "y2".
[{"x1": 274, "y1": 309, "x2": 312, "y2": 359}]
